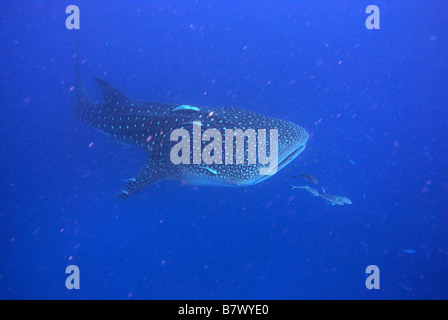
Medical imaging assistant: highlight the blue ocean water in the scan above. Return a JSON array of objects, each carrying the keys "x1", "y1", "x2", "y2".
[{"x1": 0, "y1": 1, "x2": 447, "y2": 299}]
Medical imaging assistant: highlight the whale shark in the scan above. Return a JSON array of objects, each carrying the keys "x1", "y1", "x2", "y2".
[{"x1": 74, "y1": 59, "x2": 309, "y2": 200}]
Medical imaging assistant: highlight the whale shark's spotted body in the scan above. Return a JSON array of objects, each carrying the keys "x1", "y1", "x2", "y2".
[{"x1": 74, "y1": 69, "x2": 309, "y2": 200}]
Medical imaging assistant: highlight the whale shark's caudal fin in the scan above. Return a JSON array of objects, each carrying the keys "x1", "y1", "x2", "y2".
[
  {"x1": 115, "y1": 157, "x2": 169, "y2": 200},
  {"x1": 73, "y1": 33, "x2": 93, "y2": 120},
  {"x1": 73, "y1": 34, "x2": 86, "y2": 101}
]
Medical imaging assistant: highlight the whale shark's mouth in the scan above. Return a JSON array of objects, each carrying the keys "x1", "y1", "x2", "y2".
[
  {"x1": 251, "y1": 143, "x2": 306, "y2": 185},
  {"x1": 277, "y1": 144, "x2": 306, "y2": 171}
]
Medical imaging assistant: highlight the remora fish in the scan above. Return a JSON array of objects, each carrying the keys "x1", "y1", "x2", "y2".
[
  {"x1": 290, "y1": 185, "x2": 320, "y2": 197},
  {"x1": 319, "y1": 188, "x2": 352, "y2": 205},
  {"x1": 74, "y1": 56, "x2": 309, "y2": 200},
  {"x1": 291, "y1": 185, "x2": 352, "y2": 205}
]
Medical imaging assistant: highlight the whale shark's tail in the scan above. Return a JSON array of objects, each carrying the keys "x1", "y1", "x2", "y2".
[
  {"x1": 72, "y1": 33, "x2": 91, "y2": 119},
  {"x1": 74, "y1": 34, "x2": 82, "y2": 100}
]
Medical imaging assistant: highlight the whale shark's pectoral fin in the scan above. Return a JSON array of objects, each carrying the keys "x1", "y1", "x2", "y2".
[{"x1": 115, "y1": 157, "x2": 168, "y2": 200}]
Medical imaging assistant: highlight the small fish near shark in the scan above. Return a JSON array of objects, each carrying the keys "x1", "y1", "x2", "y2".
[
  {"x1": 290, "y1": 184, "x2": 352, "y2": 205},
  {"x1": 73, "y1": 55, "x2": 309, "y2": 200}
]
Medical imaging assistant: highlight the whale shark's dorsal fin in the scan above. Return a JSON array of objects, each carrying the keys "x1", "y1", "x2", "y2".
[{"x1": 94, "y1": 78, "x2": 127, "y2": 106}]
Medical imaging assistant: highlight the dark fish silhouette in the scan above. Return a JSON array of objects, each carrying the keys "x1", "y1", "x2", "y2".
[{"x1": 292, "y1": 174, "x2": 318, "y2": 184}]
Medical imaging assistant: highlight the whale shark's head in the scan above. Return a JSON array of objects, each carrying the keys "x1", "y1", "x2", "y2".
[
  {"x1": 277, "y1": 122, "x2": 309, "y2": 171},
  {"x1": 251, "y1": 120, "x2": 309, "y2": 184}
]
